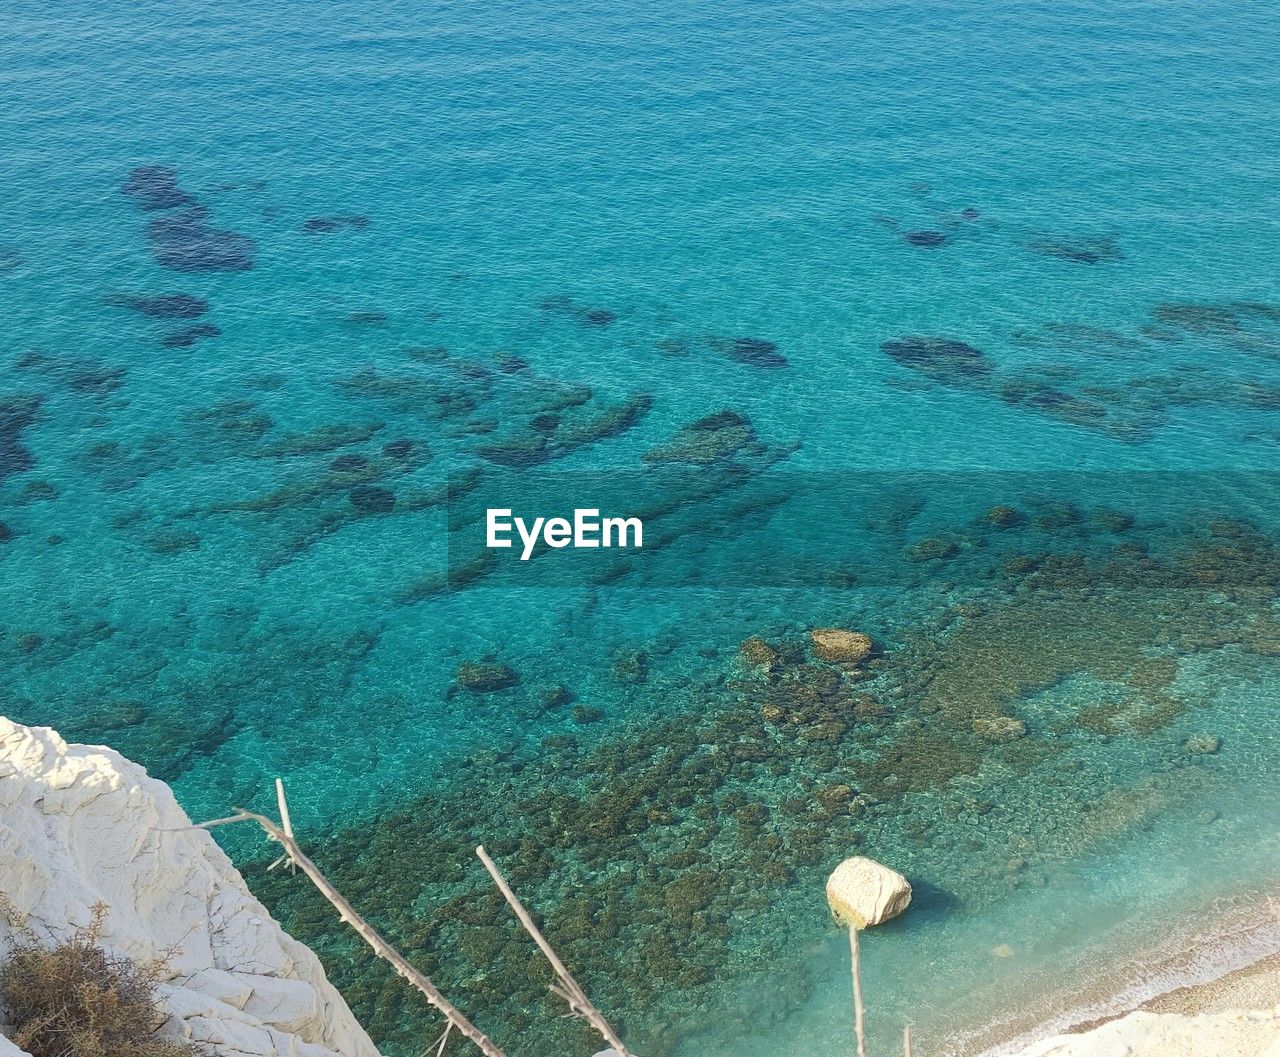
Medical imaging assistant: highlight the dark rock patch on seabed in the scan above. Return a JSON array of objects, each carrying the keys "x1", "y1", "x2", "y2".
[
  {"x1": 147, "y1": 208, "x2": 256, "y2": 272},
  {"x1": 0, "y1": 248, "x2": 25, "y2": 275},
  {"x1": 349, "y1": 485, "x2": 396, "y2": 514},
  {"x1": 122, "y1": 166, "x2": 256, "y2": 272},
  {"x1": 903, "y1": 230, "x2": 949, "y2": 247},
  {"x1": 881, "y1": 336, "x2": 993, "y2": 383},
  {"x1": 14, "y1": 352, "x2": 126, "y2": 396},
  {"x1": 704, "y1": 335, "x2": 788, "y2": 368},
  {"x1": 538, "y1": 294, "x2": 618, "y2": 328},
  {"x1": 1027, "y1": 234, "x2": 1123, "y2": 265},
  {"x1": 643, "y1": 410, "x2": 765, "y2": 464},
  {"x1": 121, "y1": 165, "x2": 195, "y2": 211},
  {"x1": 105, "y1": 293, "x2": 209, "y2": 319},
  {"x1": 1, "y1": 395, "x2": 43, "y2": 482},
  {"x1": 161, "y1": 323, "x2": 222, "y2": 348}
]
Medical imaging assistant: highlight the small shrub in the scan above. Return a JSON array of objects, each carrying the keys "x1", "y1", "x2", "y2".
[{"x1": 0, "y1": 901, "x2": 205, "y2": 1057}]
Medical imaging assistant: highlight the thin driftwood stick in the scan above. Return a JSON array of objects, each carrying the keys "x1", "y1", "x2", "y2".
[
  {"x1": 475, "y1": 845, "x2": 634, "y2": 1057},
  {"x1": 849, "y1": 924, "x2": 867, "y2": 1057},
  {"x1": 199, "y1": 807, "x2": 507, "y2": 1057},
  {"x1": 904, "y1": 1023, "x2": 913, "y2": 1057},
  {"x1": 267, "y1": 777, "x2": 296, "y2": 873}
]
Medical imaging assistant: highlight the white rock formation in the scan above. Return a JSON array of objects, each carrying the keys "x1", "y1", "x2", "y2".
[
  {"x1": 1012, "y1": 1006, "x2": 1280, "y2": 1057},
  {"x1": 825, "y1": 856, "x2": 912, "y2": 929},
  {"x1": 0, "y1": 717, "x2": 382, "y2": 1057}
]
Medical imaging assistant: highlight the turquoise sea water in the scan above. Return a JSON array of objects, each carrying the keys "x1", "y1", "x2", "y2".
[{"x1": 2, "y1": 1, "x2": 1279, "y2": 1055}]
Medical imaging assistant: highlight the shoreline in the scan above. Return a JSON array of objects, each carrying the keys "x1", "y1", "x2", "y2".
[{"x1": 962, "y1": 891, "x2": 1280, "y2": 1056}]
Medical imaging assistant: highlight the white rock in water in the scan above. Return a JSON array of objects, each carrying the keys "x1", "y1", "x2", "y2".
[
  {"x1": 0, "y1": 717, "x2": 384, "y2": 1057},
  {"x1": 825, "y1": 856, "x2": 912, "y2": 929}
]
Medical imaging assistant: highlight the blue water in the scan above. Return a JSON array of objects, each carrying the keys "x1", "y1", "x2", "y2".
[{"x1": 2, "y1": 1, "x2": 1279, "y2": 1055}]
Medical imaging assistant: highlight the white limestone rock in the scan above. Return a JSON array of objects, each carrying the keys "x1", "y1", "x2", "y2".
[
  {"x1": 825, "y1": 856, "x2": 912, "y2": 929},
  {"x1": 0, "y1": 717, "x2": 382, "y2": 1057}
]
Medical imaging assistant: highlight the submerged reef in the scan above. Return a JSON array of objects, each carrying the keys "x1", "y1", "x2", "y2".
[
  {"x1": 881, "y1": 336, "x2": 992, "y2": 384},
  {"x1": 104, "y1": 292, "x2": 210, "y2": 319},
  {"x1": 121, "y1": 165, "x2": 256, "y2": 271},
  {"x1": 1027, "y1": 234, "x2": 1124, "y2": 264},
  {"x1": 703, "y1": 335, "x2": 789, "y2": 368},
  {"x1": 0, "y1": 394, "x2": 43, "y2": 482},
  {"x1": 248, "y1": 509, "x2": 1280, "y2": 1057},
  {"x1": 538, "y1": 294, "x2": 618, "y2": 328},
  {"x1": 14, "y1": 351, "x2": 126, "y2": 397},
  {"x1": 882, "y1": 296, "x2": 1280, "y2": 441}
]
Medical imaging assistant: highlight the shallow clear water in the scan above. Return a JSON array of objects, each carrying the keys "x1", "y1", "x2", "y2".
[{"x1": 2, "y1": 1, "x2": 1279, "y2": 1055}]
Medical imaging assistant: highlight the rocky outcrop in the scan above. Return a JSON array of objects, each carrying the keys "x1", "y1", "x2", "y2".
[
  {"x1": 1012, "y1": 1006, "x2": 1279, "y2": 1056},
  {"x1": 0, "y1": 718, "x2": 382, "y2": 1057},
  {"x1": 825, "y1": 856, "x2": 912, "y2": 929},
  {"x1": 809, "y1": 628, "x2": 874, "y2": 665}
]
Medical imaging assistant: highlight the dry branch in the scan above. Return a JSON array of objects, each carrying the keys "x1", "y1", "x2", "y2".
[
  {"x1": 849, "y1": 925, "x2": 867, "y2": 1057},
  {"x1": 476, "y1": 845, "x2": 634, "y2": 1057},
  {"x1": 196, "y1": 805, "x2": 506, "y2": 1057}
]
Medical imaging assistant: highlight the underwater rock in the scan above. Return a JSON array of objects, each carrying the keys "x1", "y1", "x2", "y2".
[
  {"x1": 346, "y1": 310, "x2": 388, "y2": 326},
  {"x1": 582, "y1": 308, "x2": 617, "y2": 327},
  {"x1": 14, "y1": 351, "x2": 126, "y2": 395},
  {"x1": 302, "y1": 214, "x2": 370, "y2": 234},
  {"x1": 186, "y1": 399, "x2": 274, "y2": 448},
  {"x1": 120, "y1": 165, "x2": 194, "y2": 211},
  {"x1": 711, "y1": 336, "x2": 787, "y2": 368},
  {"x1": 0, "y1": 247, "x2": 24, "y2": 274},
  {"x1": 456, "y1": 661, "x2": 519, "y2": 693},
  {"x1": 105, "y1": 292, "x2": 209, "y2": 319},
  {"x1": 881, "y1": 335, "x2": 992, "y2": 382},
  {"x1": 538, "y1": 294, "x2": 618, "y2": 328},
  {"x1": 161, "y1": 322, "x2": 222, "y2": 348},
  {"x1": 961, "y1": 207, "x2": 981, "y2": 220},
  {"x1": 381, "y1": 438, "x2": 421, "y2": 459},
  {"x1": 1027, "y1": 235, "x2": 1123, "y2": 265},
  {"x1": 15, "y1": 480, "x2": 57, "y2": 504},
  {"x1": 740, "y1": 636, "x2": 778, "y2": 669},
  {"x1": 825, "y1": 856, "x2": 912, "y2": 928},
  {"x1": 1183, "y1": 733, "x2": 1222, "y2": 754},
  {"x1": 907, "y1": 536, "x2": 959, "y2": 562},
  {"x1": 258, "y1": 422, "x2": 384, "y2": 457},
  {"x1": 349, "y1": 485, "x2": 396, "y2": 514},
  {"x1": 1, "y1": 394, "x2": 42, "y2": 482},
  {"x1": 809, "y1": 629, "x2": 874, "y2": 664},
  {"x1": 643, "y1": 410, "x2": 761, "y2": 464},
  {"x1": 731, "y1": 337, "x2": 787, "y2": 367},
  {"x1": 985, "y1": 505, "x2": 1023, "y2": 528},
  {"x1": 478, "y1": 393, "x2": 652, "y2": 467},
  {"x1": 146, "y1": 207, "x2": 256, "y2": 272},
  {"x1": 330, "y1": 454, "x2": 369, "y2": 472},
  {"x1": 143, "y1": 528, "x2": 201, "y2": 555},
  {"x1": 492, "y1": 351, "x2": 530, "y2": 374},
  {"x1": 1151, "y1": 302, "x2": 1241, "y2": 335},
  {"x1": 903, "y1": 230, "x2": 948, "y2": 247},
  {"x1": 1004, "y1": 381, "x2": 1110, "y2": 426},
  {"x1": 973, "y1": 716, "x2": 1027, "y2": 742},
  {"x1": 612, "y1": 650, "x2": 649, "y2": 685},
  {"x1": 0, "y1": 521, "x2": 12, "y2": 543}
]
